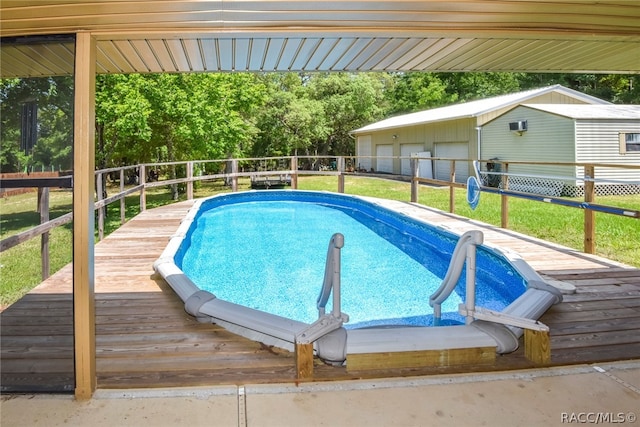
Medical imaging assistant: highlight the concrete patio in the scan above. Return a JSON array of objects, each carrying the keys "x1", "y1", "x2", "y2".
[{"x1": 2, "y1": 360, "x2": 638, "y2": 427}]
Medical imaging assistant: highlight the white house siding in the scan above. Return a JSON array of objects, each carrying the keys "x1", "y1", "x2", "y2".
[
  {"x1": 575, "y1": 120, "x2": 640, "y2": 183},
  {"x1": 482, "y1": 106, "x2": 577, "y2": 183}
]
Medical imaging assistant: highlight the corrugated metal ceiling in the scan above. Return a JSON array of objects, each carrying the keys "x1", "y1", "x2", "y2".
[{"x1": 1, "y1": 1, "x2": 639, "y2": 77}]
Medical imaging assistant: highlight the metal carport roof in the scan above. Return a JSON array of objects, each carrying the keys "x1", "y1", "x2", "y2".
[
  {"x1": 351, "y1": 84, "x2": 612, "y2": 134},
  {"x1": 2, "y1": 0, "x2": 639, "y2": 401},
  {"x1": 2, "y1": 0, "x2": 640, "y2": 77}
]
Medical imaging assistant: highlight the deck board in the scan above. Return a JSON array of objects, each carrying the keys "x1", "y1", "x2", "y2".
[{"x1": 2, "y1": 197, "x2": 639, "y2": 392}]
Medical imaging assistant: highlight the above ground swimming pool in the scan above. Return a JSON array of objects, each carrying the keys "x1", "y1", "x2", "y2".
[
  {"x1": 155, "y1": 190, "x2": 562, "y2": 365},
  {"x1": 178, "y1": 192, "x2": 524, "y2": 327}
]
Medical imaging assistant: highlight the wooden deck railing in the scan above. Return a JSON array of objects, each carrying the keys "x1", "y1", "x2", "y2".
[
  {"x1": 2, "y1": 156, "x2": 639, "y2": 282},
  {"x1": 407, "y1": 157, "x2": 640, "y2": 253}
]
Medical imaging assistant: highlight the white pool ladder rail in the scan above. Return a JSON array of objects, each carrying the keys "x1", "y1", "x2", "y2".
[
  {"x1": 295, "y1": 233, "x2": 349, "y2": 345},
  {"x1": 429, "y1": 230, "x2": 484, "y2": 326}
]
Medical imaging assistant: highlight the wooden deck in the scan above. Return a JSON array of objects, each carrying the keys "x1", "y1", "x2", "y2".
[{"x1": 2, "y1": 198, "x2": 639, "y2": 392}]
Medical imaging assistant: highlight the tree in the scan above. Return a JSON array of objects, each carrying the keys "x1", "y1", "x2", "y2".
[
  {"x1": 95, "y1": 74, "x2": 152, "y2": 170},
  {"x1": 130, "y1": 73, "x2": 267, "y2": 197},
  {"x1": 94, "y1": 72, "x2": 268, "y2": 197},
  {"x1": 307, "y1": 73, "x2": 389, "y2": 155},
  {"x1": 385, "y1": 72, "x2": 454, "y2": 115},
  {"x1": 192, "y1": 73, "x2": 266, "y2": 159},
  {"x1": 7, "y1": 69, "x2": 634, "y2": 176},
  {"x1": 516, "y1": 73, "x2": 640, "y2": 103},
  {"x1": 599, "y1": 75, "x2": 640, "y2": 104},
  {"x1": 253, "y1": 74, "x2": 329, "y2": 157},
  {"x1": 0, "y1": 76, "x2": 74, "y2": 172},
  {"x1": 436, "y1": 72, "x2": 523, "y2": 102}
]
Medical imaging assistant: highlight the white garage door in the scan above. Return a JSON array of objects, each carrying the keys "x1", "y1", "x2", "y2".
[
  {"x1": 375, "y1": 144, "x2": 393, "y2": 173},
  {"x1": 416, "y1": 151, "x2": 433, "y2": 179},
  {"x1": 400, "y1": 144, "x2": 424, "y2": 175},
  {"x1": 356, "y1": 136, "x2": 372, "y2": 172},
  {"x1": 434, "y1": 142, "x2": 469, "y2": 183}
]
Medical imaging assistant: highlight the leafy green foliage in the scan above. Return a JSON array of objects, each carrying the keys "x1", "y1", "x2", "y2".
[
  {"x1": 144, "y1": 73, "x2": 266, "y2": 161},
  {"x1": 437, "y1": 72, "x2": 523, "y2": 101},
  {"x1": 306, "y1": 73, "x2": 389, "y2": 155},
  {"x1": 2, "y1": 71, "x2": 639, "y2": 174},
  {"x1": 96, "y1": 74, "x2": 152, "y2": 168},
  {"x1": 252, "y1": 77, "x2": 329, "y2": 157},
  {"x1": 252, "y1": 73, "x2": 388, "y2": 157},
  {"x1": 386, "y1": 72, "x2": 456, "y2": 114},
  {"x1": 0, "y1": 76, "x2": 74, "y2": 172}
]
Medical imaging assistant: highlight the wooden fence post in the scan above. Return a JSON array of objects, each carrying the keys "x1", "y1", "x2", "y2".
[
  {"x1": 96, "y1": 172, "x2": 104, "y2": 241},
  {"x1": 36, "y1": 188, "x2": 42, "y2": 213},
  {"x1": 231, "y1": 159, "x2": 238, "y2": 192},
  {"x1": 39, "y1": 187, "x2": 50, "y2": 280},
  {"x1": 119, "y1": 168, "x2": 125, "y2": 225},
  {"x1": 186, "y1": 161, "x2": 194, "y2": 200},
  {"x1": 338, "y1": 156, "x2": 345, "y2": 193},
  {"x1": 410, "y1": 157, "x2": 419, "y2": 203},
  {"x1": 291, "y1": 156, "x2": 298, "y2": 189},
  {"x1": 584, "y1": 165, "x2": 596, "y2": 254},
  {"x1": 449, "y1": 160, "x2": 456, "y2": 213},
  {"x1": 139, "y1": 164, "x2": 146, "y2": 212},
  {"x1": 501, "y1": 162, "x2": 509, "y2": 229}
]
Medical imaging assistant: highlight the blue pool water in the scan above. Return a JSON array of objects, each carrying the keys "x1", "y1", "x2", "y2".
[{"x1": 177, "y1": 191, "x2": 526, "y2": 328}]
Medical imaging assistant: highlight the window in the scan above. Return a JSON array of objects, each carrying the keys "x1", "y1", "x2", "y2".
[{"x1": 620, "y1": 132, "x2": 640, "y2": 154}]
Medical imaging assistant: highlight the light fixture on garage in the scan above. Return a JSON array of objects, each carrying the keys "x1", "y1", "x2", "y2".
[{"x1": 392, "y1": 134, "x2": 398, "y2": 139}]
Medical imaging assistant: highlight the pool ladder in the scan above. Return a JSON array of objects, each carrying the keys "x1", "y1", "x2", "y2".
[
  {"x1": 295, "y1": 233, "x2": 349, "y2": 345},
  {"x1": 429, "y1": 230, "x2": 484, "y2": 326}
]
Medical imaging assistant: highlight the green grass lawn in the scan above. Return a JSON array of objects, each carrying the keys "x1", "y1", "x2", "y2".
[
  {"x1": 1, "y1": 175, "x2": 639, "y2": 308},
  {"x1": 300, "y1": 175, "x2": 640, "y2": 267}
]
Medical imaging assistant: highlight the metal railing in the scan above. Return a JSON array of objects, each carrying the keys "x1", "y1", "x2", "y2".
[
  {"x1": 317, "y1": 233, "x2": 346, "y2": 319},
  {"x1": 295, "y1": 232, "x2": 348, "y2": 345},
  {"x1": 429, "y1": 230, "x2": 484, "y2": 326}
]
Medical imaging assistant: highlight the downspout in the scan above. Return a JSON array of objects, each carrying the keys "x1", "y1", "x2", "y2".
[{"x1": 476, "y1": 125, "x2": 482, "y2": 162}]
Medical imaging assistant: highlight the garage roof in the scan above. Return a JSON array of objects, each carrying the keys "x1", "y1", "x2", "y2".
[
  {"x1": 1, "y1": 1, "x2": 640, "y2": 78},
  {"x1": 351, "y1": 84, "x2": 610, "y2": 134},
  {"x1": 520, "y1": 104, "x2": 640, "y2": 119}
]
